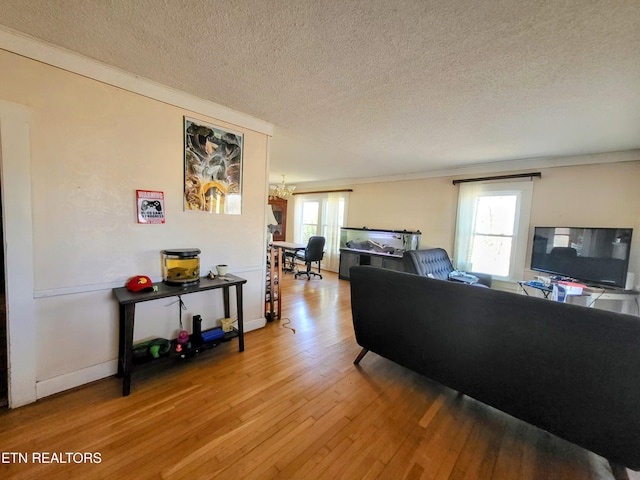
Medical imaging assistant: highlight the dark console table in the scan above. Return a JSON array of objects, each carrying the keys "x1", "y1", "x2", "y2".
[{"x1": 113, "y1": 274, "x2": 247, "y2": 396}]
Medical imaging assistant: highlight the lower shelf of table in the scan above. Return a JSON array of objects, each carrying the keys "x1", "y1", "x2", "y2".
[{"x1": 130, "y1": 329, "x2": 239, "y2": 369}]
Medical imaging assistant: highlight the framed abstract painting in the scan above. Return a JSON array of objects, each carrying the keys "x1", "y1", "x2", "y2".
[{"x1": 183, "y1": 117, "x2": 243, "y2": 214}]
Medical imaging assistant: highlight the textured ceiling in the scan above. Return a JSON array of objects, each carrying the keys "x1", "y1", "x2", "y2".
[{"x1": 0, "y1": 0, "x2": 639, "y2": 185}]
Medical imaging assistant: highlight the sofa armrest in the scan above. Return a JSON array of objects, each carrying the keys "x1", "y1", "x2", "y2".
[
  {"x1": 448, "y1": 270, "x2": 492, "y2": 287},
  {"x1": 472, "y1": 272, "x2": 492, "y2": 287}
]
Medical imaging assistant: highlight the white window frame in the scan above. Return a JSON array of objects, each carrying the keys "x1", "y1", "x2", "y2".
[
  {"x1": 454, "y1": 180, "x2": 533, "y2": 282},
  {"x1": 294, "y1": 195, "x2": 323, "y2": 243}
]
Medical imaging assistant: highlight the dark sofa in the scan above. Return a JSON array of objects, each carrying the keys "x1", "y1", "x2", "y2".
[{"x1": 350, "y1": 265, "x2": 640, "y2": 478}]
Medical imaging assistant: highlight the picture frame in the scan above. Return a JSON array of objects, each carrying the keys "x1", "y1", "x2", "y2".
[{"x1": 183, "y1": 117, "x2": 243, "y2": 214}]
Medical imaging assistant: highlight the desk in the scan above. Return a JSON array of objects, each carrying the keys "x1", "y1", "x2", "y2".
[
  {"x1": 113, "y1": 274, "x2": 246, "y2": 396},
  {"x1": 272, "y1": 241, "x2": 305, "y2": 272}
]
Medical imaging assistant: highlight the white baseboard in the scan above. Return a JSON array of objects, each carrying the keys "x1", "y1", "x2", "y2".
[
  {"x1": 35, "y1": 316, "x2": 267, "y2": 400},
  {"x1": 246, "y1": 317, "x2": 267, "y2": 332},
  {"x1": 36, "y1": 360, "x2": 118, "y2": 400}
]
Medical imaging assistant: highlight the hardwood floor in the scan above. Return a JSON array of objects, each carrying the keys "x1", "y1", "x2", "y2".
[{"x1": 0, "y1": 271, "x2": 636, "y2": 479}]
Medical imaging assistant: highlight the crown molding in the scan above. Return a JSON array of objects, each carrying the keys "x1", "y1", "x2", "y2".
[
  {"x1": 0, "y1": 26, "x2": 274, "y2": 136},
  {"x1": 293, "y1": 149, "x2": 640, "y2": 190}
]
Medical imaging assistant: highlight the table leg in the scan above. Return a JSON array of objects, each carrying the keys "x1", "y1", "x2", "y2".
[
  {"x1": 121, "y1": 304, "x2": 135, "y2": 397},
  {"x1": 222, "y1": 286, "x2": 230, "y2": 318},
  {"x1": 236, "y1": 284, "x2": 244, "y2": 352},
  {"x1": 117, "y1": 304, "x2": 126, "y2": 377}
]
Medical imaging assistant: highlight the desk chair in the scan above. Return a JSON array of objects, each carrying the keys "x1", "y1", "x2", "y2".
[{"x1": 294, "y1": 236, "x2": 325, "y2": 280}]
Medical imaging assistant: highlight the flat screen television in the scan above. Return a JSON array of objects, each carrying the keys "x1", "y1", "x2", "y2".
[{"x1": 530, "y1": 227, "x2": 633, "y2": 289}]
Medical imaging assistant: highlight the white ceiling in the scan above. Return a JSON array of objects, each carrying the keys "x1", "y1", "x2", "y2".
[{"x1": 0, "y1": 0, "x2": 638, "y2": 186}]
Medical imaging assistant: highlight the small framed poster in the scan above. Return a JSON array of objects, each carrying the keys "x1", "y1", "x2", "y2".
[{"x1": 136, "y1": 190, "x2": 165, "y2": 224}]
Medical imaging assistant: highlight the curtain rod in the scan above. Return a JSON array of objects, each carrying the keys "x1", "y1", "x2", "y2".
[
  {"x1": 292, "y1": 189, "x2": 353, "y2": 195},
  {"x1": 452, "y1": 172, "x2": 541, "y2": 185}
]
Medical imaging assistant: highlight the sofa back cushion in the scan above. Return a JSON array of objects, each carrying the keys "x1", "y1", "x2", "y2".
[{"x1": 403, "y1": 248, "x2": 454, "y2": 279}]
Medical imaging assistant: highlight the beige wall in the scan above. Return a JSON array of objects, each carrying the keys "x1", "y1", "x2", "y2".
[
  {"x1": 0, "y1": 50, "x2": 271, "y2": 403},
  {"x1": 347, "y1": 176, "x2": 458, "y2": 250},
  {"x1": 321, "y1": 159, "x2": 640, "y2": 286},
  {"x1": 529, "y1": 161, "x2": 640, "y2": 284}
]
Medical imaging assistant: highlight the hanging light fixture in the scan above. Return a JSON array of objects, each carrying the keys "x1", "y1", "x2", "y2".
[{"x1": 269, "y1": 174, "x2": 296, "y2": 199}]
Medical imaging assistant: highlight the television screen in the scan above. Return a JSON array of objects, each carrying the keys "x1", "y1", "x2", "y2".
[{"x1": 530, "y1": 227, "x2": 633, "y2": 288}]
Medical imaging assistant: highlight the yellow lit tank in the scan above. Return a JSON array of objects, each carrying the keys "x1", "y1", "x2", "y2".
[{"x1": 161, "y1": 248, "x2": 201, "y2": 286}]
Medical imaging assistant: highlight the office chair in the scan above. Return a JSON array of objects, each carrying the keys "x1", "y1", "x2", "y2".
[
  {"x1": 294, "y1": 236, "x2": 325, "y2": 280},
  {"x1": 550, "y1": 247, "x2": 578, "y2": 258}
]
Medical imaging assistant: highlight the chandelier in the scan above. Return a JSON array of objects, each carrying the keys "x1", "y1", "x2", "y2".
[{"x1": 269, "y1": 174, "x2": 296, "y2": 199}]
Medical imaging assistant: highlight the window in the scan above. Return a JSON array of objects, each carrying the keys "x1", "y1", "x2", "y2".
[
  {"x1": 293, "y1": 192, "x2": 349, "y2": 272},
  {"x1": 552, "y1": 228, "x2": 571, "y2": 248},
  {"x1": 301, "y1": 201, "x2": 320, "y2": 241},
  {"x1": 454, "y1": 181, "x2": 533, "y2": 282}
]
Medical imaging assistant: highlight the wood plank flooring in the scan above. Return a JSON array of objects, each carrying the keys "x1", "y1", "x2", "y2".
[{"x1": 0, "y1": 271, "x2": 637, "y2": 479}]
